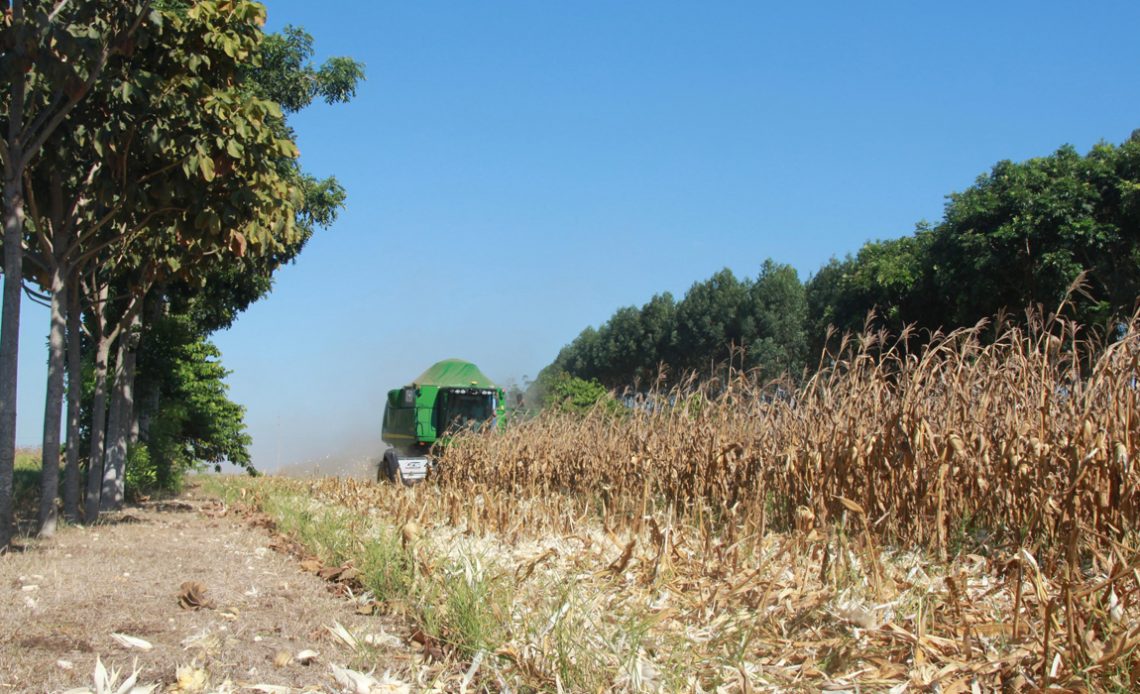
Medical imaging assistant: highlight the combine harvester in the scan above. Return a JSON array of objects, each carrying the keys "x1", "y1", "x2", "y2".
[{"x1": 379, "y1": 358, "x2": 505, "y2": 484}]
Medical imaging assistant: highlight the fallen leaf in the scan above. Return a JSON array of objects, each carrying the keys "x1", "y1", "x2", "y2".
[
  {"x1": 337, "y1": 567, "x2": 363, "y2": 583},
  {"x1": 330, "y1": 663, "x2": 411, "y2": 694},
  {"x1": 273, "y1": 651, "x2": 293, "y2": 668},
  {"x1": 325, "y1": 622, "x2": 359, "y2": 650},
  {"x1": 177, "y1": 581, "x2": 215, "y2": 610},
  {"x1": 61, "y1": 656, "x2": 156, "y2": 694},
  {"x1": 409, "y1": 629, "x2": 445, "y2": 661},
  {"x1": 298, "y1": 558, "x2": 322, "y2": 573},
  {"x1": 607, "y1": 539, "x2": 636, "y2": 574},
  {"x1": 363, "y1": 631, "x2": 403, "y2": 648},
  {"x1": 181, "y1": 629, "x2": 221, "y2": 656},
  {"x1": 295, "y1": 649, "x2": 319, "y2": 665},
  {"x1": 173, "y1": 664, "x2": 208, "y2": 692},
  {"x1": 111, "y1": 633, "x2": 154, "y2": 651}
]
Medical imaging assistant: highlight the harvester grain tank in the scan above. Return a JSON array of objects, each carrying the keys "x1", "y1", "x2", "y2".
[{"x1": 380, "y1": 358, "x2": 505, "y2": 483}]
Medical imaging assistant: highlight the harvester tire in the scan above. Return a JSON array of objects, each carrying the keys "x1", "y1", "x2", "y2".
[{"x1": 379, "y1": 451, "x2": 397, "y2": 483}]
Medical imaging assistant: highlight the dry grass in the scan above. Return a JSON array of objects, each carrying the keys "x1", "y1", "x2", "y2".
[
  {"x1": 230, "y1": 312, "x2": 1140, "y2": 691},
  {"x1": 0, "y1": 486, "x2": 415, "y2": 693}
]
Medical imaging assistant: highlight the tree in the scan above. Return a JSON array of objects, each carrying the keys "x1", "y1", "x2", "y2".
[
  {"x1": 24, "y1": 0, "x2": 310, "y2": 521},
  {"x1": 637, "y1": 292, "x2": 677, "y2": 382},
  {"x1": 543, "y1": 374, "x2": 617, "y2": 415},
  {"x1": 8, "y1": 0, "x2": 325, "y2": 523},
  {"x1": 594, "y1": 307, "x2": 643, "y2": 389},
  {"x1": 745, "y1": 260, "x2": 808, "y2": 379},
  {"x1": 83, "y1": 0, "x2": 355, "y2": 517},
  {"x1": 243, "y1": 25, "x2": 363, "y2": 112},
  {"x1": 805, "y1": 231, "x2": 936, "y2": 355},
  {"x1": 673, "y1": 268, "x2": 750, "y2": 374},
  {"x1": 129, "y1": 312, "x2": 252, "y2": 495},
  {"x1": 0, "y1": 0, "x2": 150, "y2": 547},
  {"x1": 804, "y1": 137, "x2": 1140, "y2": 351},
  {"x1": 931, "y1": 141, "x2": 1140, "y2": 327},
  {"x1": 115, "y1": 13, "x2": 362, "y2": 502}
]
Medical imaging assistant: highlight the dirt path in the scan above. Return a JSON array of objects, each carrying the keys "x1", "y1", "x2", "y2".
[{"x1": 0, "y1": 486, "x2": 412, "y2": 693}]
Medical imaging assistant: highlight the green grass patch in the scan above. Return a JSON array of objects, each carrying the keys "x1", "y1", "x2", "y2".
[
  {"x1": 202, "y1": 476, "x2": 508, "y2": 662},
  {"x1": 198, "y1": 475, "x2": 677, "y2": 690},
  {"x1": 358, "y1": 527, "x2": 415, "y2": 605},
  {"x1": 14, "y1": 449, "x2": 42, "y2": 515},
  {"x1": 438, "y1": 553, "x2": 511, "y2": 655}
]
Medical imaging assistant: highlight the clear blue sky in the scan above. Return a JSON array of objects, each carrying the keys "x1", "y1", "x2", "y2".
[{"x1": 15, "y1": 1, "x2": 1140, "y2": 469}]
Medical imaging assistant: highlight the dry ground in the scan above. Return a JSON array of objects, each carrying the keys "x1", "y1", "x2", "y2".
[{"x1": 0, "y1": 486, "x2": 410, "y2": 693}]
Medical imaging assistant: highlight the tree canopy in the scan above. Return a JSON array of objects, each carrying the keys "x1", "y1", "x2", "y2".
[
  {"x1": 543, "y1": 133, "x2": 1140, "y2": 394},
  {"x1": 0, "y1": 0, "x2": 363, "y2": 542},
  {"x1": 541, "y1": 261, "x2": 810, "y2": 390}
]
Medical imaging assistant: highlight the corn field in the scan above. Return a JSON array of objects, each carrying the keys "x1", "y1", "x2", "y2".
[
  {"x1": 250, "y1": 313, "x2": 1140, "y2": 691},
  {"x1": 446, "y1": 315, "x2": 1140, "y2": 564}
]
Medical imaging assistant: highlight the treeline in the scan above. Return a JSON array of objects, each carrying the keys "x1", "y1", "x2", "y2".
[
  {"x1": 540, "y1": 133, "x2": 1140, "y2": 393},
  {"x1": 0, "y1": 2, "x2": 363, "y2": 545}
]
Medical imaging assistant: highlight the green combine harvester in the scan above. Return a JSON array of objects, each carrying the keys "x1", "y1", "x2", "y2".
[{"x1": 379, "y1": 358, "x2": 505, "y2": 483}]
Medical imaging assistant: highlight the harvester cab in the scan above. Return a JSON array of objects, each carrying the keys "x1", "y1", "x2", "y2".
[{"x1": 379, "y1": 358, "x2": 505, "y2": 484}]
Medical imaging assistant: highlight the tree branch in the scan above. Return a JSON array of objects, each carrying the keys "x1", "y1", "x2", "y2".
[
  {"x1": 52, "y1": 162, "x2": 103, "y2": 259},
  {"x1": 136, "y1": 160, "x2": 182, "y2": 185},
  {"x1": 30, "y1": 0, "x2": 150, "y2": 151},
  {"x1": 23, "y1": 169, "x2": 51, "y2": 258},
  {"x1": 22, "y1": 4, "x2": 151, "y2": 163},
  {"x1": 67, "y1": 201, "x2": 127, "y2": 262},
  {"x1": 20, "y1": 88, "x2": 68, "y2": 158},
  {"x1": 48, "y1": 0, "x2": 72, "y2": 22},
  {"x1": 70, "y1": 206, "x2": 183, "y2": 267},
  {"x1": 21, "y1": 249, "x2": 48, "y2": 274},
  {"x1": 66, "y1": 162, "x2": 102, "y2": 223},
  {"x1": 22, "y1": 283, "x2": 52, "y2": 307},
  {"x1": 105, "y1": 275, "x2": 153, "y2": 347}
]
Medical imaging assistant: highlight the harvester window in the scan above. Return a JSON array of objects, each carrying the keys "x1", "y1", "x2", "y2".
[{"x1": 443, "y1": 392, "x2": 495, "y2": 431}]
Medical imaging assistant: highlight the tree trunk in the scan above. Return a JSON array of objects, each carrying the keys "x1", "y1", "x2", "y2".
[
  {"x1": 128, "y1": 325, "x2": 141, "y2": 447},
  {"x1": 0, "y1": 175, "x2": 25, "y2": 548},
  {"x1": 63, "y1": 278, "x2": 82, "y2": 522},
  {"x1": 37, "y1": 257, "x2": 67, "y2": 537},
  {"x1": 0, "y1": 0, "x2": 26, "y2": 549},
  {"x1": 100, "y1": 342, "x2": 126, "y2": 511},
  {"x1": 101, "y1": 313, "x2": 139, "y2": 511},
  {"x1": 84, "y1": 287, "x2": 111, "y2": 524},
  {"x1": 137, "y1": 294, "x2": 165, "y2": 444}
]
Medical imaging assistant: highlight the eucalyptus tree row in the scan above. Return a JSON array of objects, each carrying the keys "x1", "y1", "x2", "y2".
[
  {"x1": 0, "y1": 0, "x2": 363, "y2": 546},
  {"x1": 540, "y1": 260, "x2": 809, "y2": 394}
]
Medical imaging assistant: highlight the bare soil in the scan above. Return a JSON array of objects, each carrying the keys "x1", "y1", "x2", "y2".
[{"x1": 0, "y1": 485, "x2": 410, "y2": 693}]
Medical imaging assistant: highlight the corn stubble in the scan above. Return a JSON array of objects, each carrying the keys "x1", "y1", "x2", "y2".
[{"x1": 277, "y1": 315, "x2": 1140, "y2": 690}]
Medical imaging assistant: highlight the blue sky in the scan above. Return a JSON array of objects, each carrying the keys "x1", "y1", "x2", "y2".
[{"x1": 14, "y1": 1, "x2": 1140, "y2": 468}]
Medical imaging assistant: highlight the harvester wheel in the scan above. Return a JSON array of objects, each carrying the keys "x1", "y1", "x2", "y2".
[{"x1": 379, "y1": 451, "x2": 398, "y2": 483}]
